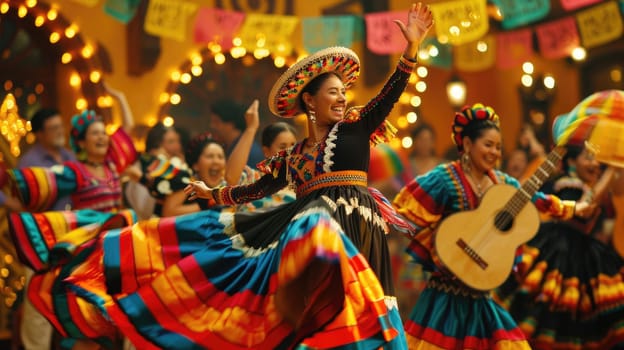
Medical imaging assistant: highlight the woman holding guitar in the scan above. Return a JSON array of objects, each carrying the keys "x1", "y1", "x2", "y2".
[
  {"x1": 393, "y1": 104, "x2": 591, "y2": 349},
  {"x1": 496, "y1": 143, "x2": 624, "y2": 350}
]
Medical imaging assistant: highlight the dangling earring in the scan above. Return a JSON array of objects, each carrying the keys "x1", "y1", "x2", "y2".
[
  {"x1": 309, "y1": 110, "x2": 316, "y2": 123},
  {"x1": 462, "y1": 152, "x2": 471, "y2": 172},
  {"x1": 568, "y1": 164, "x2": 577, "y2": 177}
]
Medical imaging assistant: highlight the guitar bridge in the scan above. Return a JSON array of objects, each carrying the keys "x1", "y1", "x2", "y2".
[{"x1": 456, "y1": 239, "x2": 488, "y2": 270}]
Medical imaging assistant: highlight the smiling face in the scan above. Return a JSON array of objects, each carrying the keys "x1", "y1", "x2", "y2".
[
  {"x1": 568, "y1": 147, "x2": 601, "y2": 185},
  {"x1": 464, "y1": 128, "x2": 502, "y2": 174},
  {"x1": 193, "y1": 142, "x2": 226, "y2": 187},
  {"x1": 263, "y1": 130, "x2": 297, "y2": 157},
  {"x1": 302, "y1": 74, "x2": 347, "y2": 126},
  {"x1": 79, "y1": 121, "x2": 109, "y2": 158}
]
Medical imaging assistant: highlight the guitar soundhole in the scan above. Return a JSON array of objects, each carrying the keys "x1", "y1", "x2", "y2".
[{"x1": 494, "y1": 211, "x2": 514, "y2": 232}]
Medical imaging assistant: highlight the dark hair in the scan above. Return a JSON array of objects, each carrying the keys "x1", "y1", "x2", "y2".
[
  {"x1": 562, "y1": 144, "x2": 584, "y2": 174},
  {"x1": 210, "y1": 99, "x2": 247, "y2": 131},
  {"x1": 261, "y1": 122, "x2": 297, "y2": 148},
  {"x1": 30, "y1": 108, "x2": 60, "y2": 133},
  {"x1": 145, "y1": 123, "x2": 174, "y2": 152},
  {"x1": 185, "y1": 133, "x2": 223, "y2": 167},
  {"x1": 460, "y1": 120, "x2": 500, "y2": 150},
  {"x1": 297, "y1": 72, "x2": 343, "y2": 113}
]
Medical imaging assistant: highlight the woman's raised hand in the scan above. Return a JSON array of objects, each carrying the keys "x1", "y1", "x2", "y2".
[
  {"x1": 184, "y1": 181, "x2": 213, "y2": 201},
  {"x1": 395, "y1": 3, "x2": 434, "y2": 47},
  {"x1": 245, "y1": 99, "x2": 260, "y2": 132}
]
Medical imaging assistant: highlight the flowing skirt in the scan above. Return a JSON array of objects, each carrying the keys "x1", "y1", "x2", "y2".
[
  {"x1": 496, "y1": 221, "x2": 624, "y2": 349},
  {"x1": 12, "y1": 187, "x2": 406, "y2": 349}
]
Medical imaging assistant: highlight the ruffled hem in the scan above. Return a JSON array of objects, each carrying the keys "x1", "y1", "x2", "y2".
[
  {"x1": 510, "y1": 221, "x2": 624, "y2": 318},
  {"x1": 405, "y1": 278, "x2": 527, "y2": 350}
]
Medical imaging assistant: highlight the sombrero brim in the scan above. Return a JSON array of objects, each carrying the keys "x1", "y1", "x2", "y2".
[{"x1": 268, "y1": 46, "x2": 360, "y2": 118}]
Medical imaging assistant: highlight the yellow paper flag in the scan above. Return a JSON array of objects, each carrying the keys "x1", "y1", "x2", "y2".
[
  {"x1": 454, "y1": 35, "x2": 496, "y2": 72},
  {"x1": 237, "y1": 14, "x2": 299, "y2": 56},
  {"x1": 70, "y1": 0, "x2": 99, "y2": 6},
  {"x1": 144, "y1": 0, "x2": 198, "y2": 42},
  {"x1": 430, "y1": 0, "x2": 488, "y2": 46},
  {"x1": 576, "y1": 1, "x2": 623, "y2": 49}
]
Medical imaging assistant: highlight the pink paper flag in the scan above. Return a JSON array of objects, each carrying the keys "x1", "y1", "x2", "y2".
[
  {"x1": 535, "y1": 17, "x2": 580, "y2": 59},
  {"x1": 193, "y1": 8, "x2": 245, "y2": 50},
  {"x1": 560, "y1": 0, "x2": 602, "y2": 11},
  {"x1": 496, "y1": 29, "x2": 534, "y2": 69},
  {"x1": 364, "y1": 11, "x2": 408, "y2": 55}
]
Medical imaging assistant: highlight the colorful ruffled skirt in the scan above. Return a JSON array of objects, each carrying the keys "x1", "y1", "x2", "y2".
[
  {"x1": 11, "y1": 187, "x2": 407, "y2": 349},
  {"x1": 399, "y1": 229, "x2": 530, "y2": 350},
  {"x1": 9, "y1": 209, "x2": 138, "y2": 348},
  {"x1": 496, "y1": 220, "x2": 624, "y2": 349}
]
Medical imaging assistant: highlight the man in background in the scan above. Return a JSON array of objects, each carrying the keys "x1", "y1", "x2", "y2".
[
  {"x1": 13, "y1": 108, "x2": 74, "y2": 350},
  {"x1": 209, "y1": 99, "x2": 264, "y2": 168}
]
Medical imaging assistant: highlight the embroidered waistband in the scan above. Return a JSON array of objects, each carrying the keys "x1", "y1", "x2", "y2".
[
  {"x1": 427, "y1": 276, "x2": 490, "y2": 299},
  {"x1": 297, "y1": 170, "x2": 367, "y2": 196}
]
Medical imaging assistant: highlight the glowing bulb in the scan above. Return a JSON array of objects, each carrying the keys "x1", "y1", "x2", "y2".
[
  {"x1": 407, "y1": 111, "x2": 418, "y2": 123},
  {"x1": 428, "y1": 45, "x2": 439, "y2": 57},
  {"x1": 410, "y1": 96, "x2": 422, "y2": 108},
  {"x1": 18, "y1": 5, "x2": 27, "y2": 18},
  {"x1": 209, "y1": 43, "x2": 222, "y2": 53},
  {"x1": 180, "y1": 73, "x2": 192, "y2": 84},
  {"x1": 449, "y1": 26, "x2": 460, "y2": 36},
  {"x1": 232, "y1": 37, "x2": 242, "y2": 46},
  {"x1": 170, "y1": 71, "x2": 181, "y2": 82},
  {"x1": 49, "y1": 32, "x2": 60, "y2": 44},
  {"x1": 0, "y1": 3, "x2": 9, "y2": 14},
  {"x1": 522, "y1": 62, "x2": 534, "y2": 75},
  {"x1": 163, "y1": 116, "x2": 174, "y2": 127},
  {"x1": 147, "y1": 117, "x2": 158, "y2": 127},
  {"x1": 543, "y1": 75, "x2": 555, "y2": 89},
  {"x1": 409, "y1": 74, "x2": 418, "y2": 84},
  {"x1": 34, "y1": 15, "x2": 45, "y2": 27},
  {"x1": 191, "y1": 65, "x2": 203, "y2": 77},
  {"x1": 47, "y1": 8, "x2": 58, "y2": 21},
  {"x1": 65, "y1": 24, "x2": 78, "y2": 38},
  {"x1": 69, "y1": 73, "x2": 81, "y2": 87},
  {"x1": 521, "y1": 74, "x2": 533, "y2": 87},
  {"x1": 61, "y1": 52, "x2": 72, "y2": 64},
  {"x1": 571, "y1": 47, "x2": 587, "y2": 61},
  {"x1": 25, "y1": 0, "x2": 37, "y2": 7},
  {"x1": 89, "y1": 71, "x2": 101, "y2": 83},
  {"x1": 274, "y1": 56, "x2": 286, "y2": 68},
  {"x1": 35, "y1": 84, "x2": 44, "y2": 94},
  {"x1": 402, "y1": 136, "x2": 413, "y2": 149},
  {"x1": 191, "y1": 53, "x2": 202, "y2": 66},
  {"x1": 214, "y1": 53, "x2": 226, "y2": 65},
  {"x1": 75, "y1": 98, "x2": 87, "y2": 110},
  {"x1": 169, "y1": 94, "x2": 181, "y2": 105},
  {"x1": 415, "y1": 81, "x2": 427, "y2": 93},
  {"x1": 82, "y1": 44, "x2": 94, "y2": 58},
  {"x1": 476, "y1": 41, "x2": 488, "y2": 53},
  {"x1": 416, "y1": 66, "x2": 428, "y2": 78}
]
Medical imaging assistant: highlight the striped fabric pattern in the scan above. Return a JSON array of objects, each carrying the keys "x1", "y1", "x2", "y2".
[{"x1": 66, "y1": 206, "x2": 403, "y2": 349}]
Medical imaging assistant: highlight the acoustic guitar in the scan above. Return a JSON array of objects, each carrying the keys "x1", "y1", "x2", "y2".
[{"x1": 434, "y1": 147, "x2": 566, "y2": 291}]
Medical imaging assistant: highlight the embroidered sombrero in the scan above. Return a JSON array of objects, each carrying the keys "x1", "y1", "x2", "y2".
[{"x1": 268, "y1": 46, "x2": 360, "y2": 118}]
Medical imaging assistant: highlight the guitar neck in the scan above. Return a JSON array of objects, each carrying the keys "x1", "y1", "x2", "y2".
[{"x1": 506, "y1": 147, "x2": 567, "y2": 216}]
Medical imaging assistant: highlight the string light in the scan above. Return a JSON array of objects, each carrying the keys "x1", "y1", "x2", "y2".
[{"x1": 0, "y1": 94, "x2": 29, "y2": 157}]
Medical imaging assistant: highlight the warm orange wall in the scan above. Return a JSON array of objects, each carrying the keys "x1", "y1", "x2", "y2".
[{"x1": 52, "y1": 0, "x2": 583, "y2": 156}]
